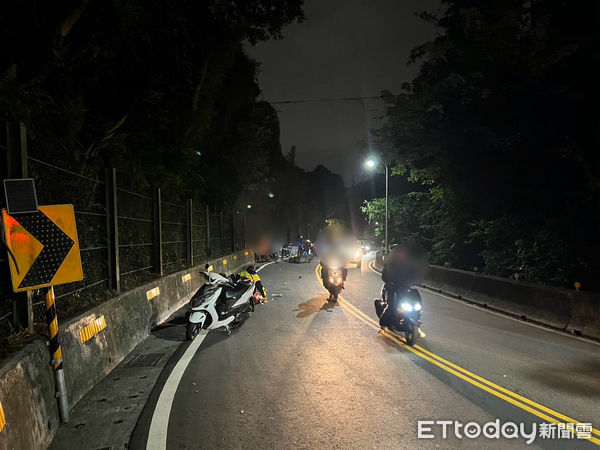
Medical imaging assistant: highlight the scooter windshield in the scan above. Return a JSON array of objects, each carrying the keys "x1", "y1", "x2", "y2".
[{"x1": 191, "y1": 284, "x2": 221, "y2": 307}]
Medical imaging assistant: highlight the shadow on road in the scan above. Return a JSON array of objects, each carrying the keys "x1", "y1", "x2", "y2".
[
  {"x1": 294, "y1": 294, "x2": 340, "y2": 318},
  {"x1": 521, "y1": 359, "x2": 600, "y2": 397},
  {"x1": 375, "y1": 333, "x2": 411, "y2": 354},
  {"x1": 152, "y1": 323, "x2": 187, "y2": 342}
]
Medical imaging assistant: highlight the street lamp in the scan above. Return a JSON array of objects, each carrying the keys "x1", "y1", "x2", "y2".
[{"x1": 364, "y1": 155, "x2": 389, "y2": 254}]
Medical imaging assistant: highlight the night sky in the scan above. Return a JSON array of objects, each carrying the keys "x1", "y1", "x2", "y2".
[{"x1": 247, "y1": 0, "x2": 441, "y2": 185}]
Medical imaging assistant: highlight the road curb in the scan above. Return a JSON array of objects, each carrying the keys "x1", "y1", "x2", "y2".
[{"x1": 0, "y1": 250, "x2": 254, "y2": 450}]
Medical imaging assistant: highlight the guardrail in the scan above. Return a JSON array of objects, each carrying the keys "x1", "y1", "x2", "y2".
[
  {"x1": 422, "y1": 266, "x2": 600, "y2": 340},
  {"x1": 373, "y1": 253, "x2": 600, "y2": 340},
  {"x1": 0, "y1": 249, "x2": 253, "y2": 450},
  {"x1": 1, "y1": 121, "x2": 245, "y2": 340}
]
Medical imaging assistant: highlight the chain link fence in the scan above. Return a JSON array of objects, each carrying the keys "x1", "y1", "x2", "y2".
[
  {"x1": 210, "y1": 211, "x2": 222, "y2": 257},
  {"x1": 117, "y1": 187, "x2": 154, "y2": 291},
  {"x1": 192, "y1": 204, "x2": 209, "y2": 265},
  {"x1": 0, "y1": 124, "x2": 245, "y2": 341},
  {"x1": 0, "y1": 142, "x2": 13, "y2": 339},
  {"x1": 161, "y1": 199, "x2": 187, "y2": 276}
]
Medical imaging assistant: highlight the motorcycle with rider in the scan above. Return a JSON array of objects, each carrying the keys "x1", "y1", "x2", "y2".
[
  {"x1": 374, "y1": 244, "x2": 427, "y2": 345},
  {"x1": 315, "y1": 223, "x2": 355, "y2": 301}
]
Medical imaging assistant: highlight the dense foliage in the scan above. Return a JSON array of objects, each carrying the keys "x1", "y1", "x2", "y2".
[
  {"x1": 363, "y1": 0, "x2": 600, "y2": 290},
  {"x1": 1, "y1": 0, "x2": 353, "y2": 254},
  {"x1": 1, "y1": 0, "x2": 304, "y2": 204}
]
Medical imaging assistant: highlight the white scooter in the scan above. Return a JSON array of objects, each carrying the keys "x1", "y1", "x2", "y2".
[{"x1": 186, "y1": 270, "x2": 257, "y2": 340}]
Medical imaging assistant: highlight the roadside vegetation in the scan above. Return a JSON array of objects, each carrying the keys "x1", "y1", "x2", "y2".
[{"x1": 362, "y1": 0, "x2": 600, "y2": 291}]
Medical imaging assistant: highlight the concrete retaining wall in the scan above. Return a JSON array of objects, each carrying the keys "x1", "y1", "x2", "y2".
[
  {"x1": 373, "y1": 253, "x2": 600, "y2": 340},
  {"x1": 0, "y1": 249, "x2": 254, "y2": 450},
  {"x1": 422, "y1": 265, "x2": 600, "y2": 340}
]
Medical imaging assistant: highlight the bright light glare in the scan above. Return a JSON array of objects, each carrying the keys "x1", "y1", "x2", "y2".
[
  {"x1": 246, "y1": 204, "x2": 252, "y2": 209},
  {"x1": 364, "y1": 158, "x2": 377, "y2": 169},
  {"x1": 400, "y1": 302, "x2": 413, "y2": 312}
]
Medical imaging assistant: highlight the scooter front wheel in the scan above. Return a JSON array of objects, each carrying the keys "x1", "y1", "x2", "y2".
[
  {"x1": 186, "y1": 322, "x2": 201, "y2": 340},
  {"x1": 404, "y1": 320, "x2": 418, "y2": 346}
]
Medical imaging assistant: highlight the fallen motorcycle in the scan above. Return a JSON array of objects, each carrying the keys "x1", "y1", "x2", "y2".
[{"x1": 186, "y1": 270, "x2": 258, "y2": 340}]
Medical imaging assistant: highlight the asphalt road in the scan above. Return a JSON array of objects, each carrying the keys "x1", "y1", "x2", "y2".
[{"x1": 131, "y1": 255, "x2": 600, "y2": 449}]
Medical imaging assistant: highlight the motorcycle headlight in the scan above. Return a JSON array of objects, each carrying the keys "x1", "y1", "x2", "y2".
[
  {"x1": 414, "y1": 303, "x2": 422, "y2": 311},
  {"x1": 400, "y1": 302, "x2": 413, "y2": 312}
]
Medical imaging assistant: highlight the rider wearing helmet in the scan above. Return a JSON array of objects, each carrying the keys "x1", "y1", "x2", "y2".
[{"x1": 379, "y1": 245, "x2": 426, "y2": 337}]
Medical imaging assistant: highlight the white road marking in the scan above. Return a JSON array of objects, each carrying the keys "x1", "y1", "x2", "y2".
[
  {"x1": 146, "y1": 259, "x2": 275, "y2": 449},
  {"x1": 256, "y1": 261, "x2": 275, "y2": 272},
  {"x1": 367, "y1": 260, "x2": 380, "y2": 274},
  {"x1": 367, "y1": 259, "x2": 599, "y2": 346},
  {"x1": 146, "y1": 330, "x2": 208, "y2": 450}
]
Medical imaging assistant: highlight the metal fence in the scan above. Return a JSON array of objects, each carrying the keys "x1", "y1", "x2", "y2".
[{"x1": 0, "y1": 123, "x2": 246, "y2": 339}]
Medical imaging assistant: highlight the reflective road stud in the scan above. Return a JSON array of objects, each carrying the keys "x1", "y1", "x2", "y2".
[{"x1": 45, "y1": 286, "x2": 69, "y2": 423}]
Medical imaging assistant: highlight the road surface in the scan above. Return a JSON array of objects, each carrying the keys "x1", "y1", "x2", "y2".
[{"x1": 130, "y1": 255, "x2": 600, "y2": 449}]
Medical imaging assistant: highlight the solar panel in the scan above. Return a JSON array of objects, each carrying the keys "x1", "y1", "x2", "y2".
[{"x1": 3, "y1": 178, "x2": 38, "y2": 214}]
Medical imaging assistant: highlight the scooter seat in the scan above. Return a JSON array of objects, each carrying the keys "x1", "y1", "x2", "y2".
[{"x1": 224, "y1": 280, "x2": 251, "y2": 299}]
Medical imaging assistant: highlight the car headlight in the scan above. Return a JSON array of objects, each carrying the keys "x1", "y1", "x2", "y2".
[
  {"x1": 400, "y1": 302, "x2": 413, "y2": 312},
  {"x1": 337, "y1": 277, "x2": 342, "y2": 283},
  {"x1": 366, "y1": 245, "x2": 370, "y2": 251},
  {"x1": 329, "y1": 277, "x2": 334, "y2": 283},
  {"x1": 355, "y1": 249, "x2": 361, "y2": 257},
  {"x1": 414, "y1": 303, "x2": 422, "y2": 311}
]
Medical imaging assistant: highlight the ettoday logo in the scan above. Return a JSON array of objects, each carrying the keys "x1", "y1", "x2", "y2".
[{"x1": 417, "y1": 420, "x2": 593, "y2": 444}]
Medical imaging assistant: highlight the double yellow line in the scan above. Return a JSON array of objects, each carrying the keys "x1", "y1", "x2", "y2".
[{"x1": 315, "y1": 265, "x2": 600, "y2": 445}]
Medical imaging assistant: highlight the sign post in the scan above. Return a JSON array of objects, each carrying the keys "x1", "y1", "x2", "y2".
[
  {"x1": 1, "y1": 196, "x2": 83, "y2": 424},
  {"x1": 45, "y1": 286, "x2": 69, "y2": 423}
]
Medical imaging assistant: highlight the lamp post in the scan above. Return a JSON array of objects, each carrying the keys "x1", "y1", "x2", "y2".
[{"x1": 364, "y1": 156, "x2": 389, "y2": 254}]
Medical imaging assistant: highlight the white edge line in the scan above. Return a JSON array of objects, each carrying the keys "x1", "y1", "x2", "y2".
[
  {"x1": 146, "y1": 259, "x2": 274, "y2": 449},
  {"x1": 256, "y1": 261, "x2": 275, "y2": 272},
  {"x1": 367, "y1": 259, "x2": 380, "y2": 274},
  {"x1": 367, "y1": 260, "x2": 599, "y2": 347},
  {"x1": 146, "y1": 329, "x2": 208, "y2": 449}
]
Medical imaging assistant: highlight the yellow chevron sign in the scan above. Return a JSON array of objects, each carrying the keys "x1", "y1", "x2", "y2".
[{"x1": 2, "y1": 205, "x2": 83, "y2": 292}]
